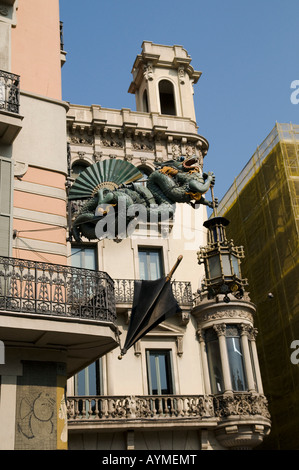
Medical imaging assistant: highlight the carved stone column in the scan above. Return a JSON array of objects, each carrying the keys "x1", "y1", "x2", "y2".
[
  {"x1": 214, "y1": 324, "x2": 233, "y2": 395},
  {"x1": 240, "y1": 323, "x2": 256, "y2": 393},
  {"x1": 249, "y1": 327, "x2": 264, "y2": 394},
  {"x1": 197, "y1": 329, "x2": 211, "y2": 395}
]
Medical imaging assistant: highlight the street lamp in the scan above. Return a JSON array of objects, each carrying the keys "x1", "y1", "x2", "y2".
[{"x1": 197, "y1": 216, "x2": 248, "y2": 302}]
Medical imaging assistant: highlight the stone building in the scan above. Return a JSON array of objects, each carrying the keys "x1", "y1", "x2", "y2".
[{"x1": 0, "y1": 0, "x2": 271, "y2": 450}]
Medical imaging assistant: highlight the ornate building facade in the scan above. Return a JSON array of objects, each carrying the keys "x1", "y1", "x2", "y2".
[{"x1": 0, "y1": 1, "x2": 271, "y2": 450}]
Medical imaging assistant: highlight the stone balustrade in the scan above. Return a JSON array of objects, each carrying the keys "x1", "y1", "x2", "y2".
[{"x1": 67, "y1": 392, "x2": 270, "y2": 423}]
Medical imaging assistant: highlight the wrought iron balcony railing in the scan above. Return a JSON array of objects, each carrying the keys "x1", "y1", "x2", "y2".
[
  {"x1": 67, "y1": 392, "x2": 270, "y2": 423},
  {"x1": 114, "y1": 279, "x2": 193, "y2": 306},
  {"x1": 0, "y1": 70, "x2": 20, "y2": 114},
  {"x1": 0, "y1": 256, "x2": 116, "y2": 323}
]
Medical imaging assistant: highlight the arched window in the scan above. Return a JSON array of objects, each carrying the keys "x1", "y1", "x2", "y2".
[
  {"x1": 71, "y1": 161, "x2": 89, "y2": 179},
  {"x1": 136, "y1": 165, "x2": 153, "y2": 186},
  {"x1": 159, "y1": 80, "x2": 176, "y2": 116},
  {"x1": 142, "y1": 89, "x2": 149, "y2": 112}
]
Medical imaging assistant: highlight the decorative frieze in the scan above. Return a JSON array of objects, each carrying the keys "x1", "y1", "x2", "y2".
[
  {"x1": 214, "y1": 393, "x2": 271, "y2": 420},
  {"x1": 70, "y1": 134, "x2": 94, "y2": 146}
]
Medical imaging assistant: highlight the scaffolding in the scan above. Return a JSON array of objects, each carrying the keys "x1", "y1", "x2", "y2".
[{"x1": 217, "y1": 123, "x2": 299, "y2": 450}]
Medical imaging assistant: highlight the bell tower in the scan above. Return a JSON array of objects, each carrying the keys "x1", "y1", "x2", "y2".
[{"x1": 128, "y1": 41, "x2": 202, "y2": 122}]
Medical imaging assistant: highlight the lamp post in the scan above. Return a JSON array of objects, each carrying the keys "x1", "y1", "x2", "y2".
[{"x1": 197, "y1": 188, "x2": 248, "y2": 302}]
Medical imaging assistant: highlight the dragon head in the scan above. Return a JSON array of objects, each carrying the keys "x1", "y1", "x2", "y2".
[{"x1": 181, "y1": 155, "x2": 202, "y2": 173}]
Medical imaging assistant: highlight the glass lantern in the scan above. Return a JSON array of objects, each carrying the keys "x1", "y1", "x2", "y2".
[{"x1": 198, "y1": 217, "x2": 248, "y2": 301}]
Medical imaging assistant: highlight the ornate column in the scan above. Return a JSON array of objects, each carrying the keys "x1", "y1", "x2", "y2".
[
  {"x1": 249, "y1": 327, "x2": 264, "y2": 394},
  {"x1": 197, "y1": 329, "x2": 211, "y2": 395},
  {"x1": 240, "y1": 323, "x2": 256, "y2": 393},
  {"x1": 214, "y1": 323, "x2": 233, "y2": 395}
]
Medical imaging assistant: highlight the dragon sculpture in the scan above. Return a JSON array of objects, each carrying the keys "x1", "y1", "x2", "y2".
[{"x1": 68, "y1": 155, "x2": 216, "y2": 242}]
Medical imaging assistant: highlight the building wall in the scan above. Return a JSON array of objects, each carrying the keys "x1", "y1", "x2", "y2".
[
  {"x1": 11, "y1": 0, "x2": 62, "y2": 100},
  {"x1": 218, "y1": 123, "x2": 299, "y2": 450},
  {"x1": 7, "y1": 0, "x2": 69, "y2": 264}
]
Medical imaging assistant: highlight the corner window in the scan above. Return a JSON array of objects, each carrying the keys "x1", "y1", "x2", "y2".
[
  {"x1": 205, "y1": 328, "x2": 224, "y2": 394},
  {"x1": 226, "y1": 326, "x2": 247, "y2": 391},
  {"x1": 138, "y1": 247, "x2": 164, "y2": 280}
]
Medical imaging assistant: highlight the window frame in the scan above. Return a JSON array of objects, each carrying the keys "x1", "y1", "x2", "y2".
[
  {"x1": 146, "y1": 349, "x2": 174, "y2": 395},
  {"x1": 138, "y1": 246, "x2": 164, "y2": 281}
]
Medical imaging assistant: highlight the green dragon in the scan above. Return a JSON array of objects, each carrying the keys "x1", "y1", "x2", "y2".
[{"x1": 70, "y1": 156, "x2": 216, "y2": 242}]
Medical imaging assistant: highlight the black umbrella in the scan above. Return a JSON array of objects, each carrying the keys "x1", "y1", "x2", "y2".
[{"x1": 118, "y1": 256, "x2": 183, "y2": 358}]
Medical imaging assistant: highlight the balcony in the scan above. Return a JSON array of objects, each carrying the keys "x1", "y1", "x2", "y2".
[
  {"x1": 67, "y1": 392, "x2": 271, "y2": 448},
  {"x1": 0, "y1": 70, "x2": 23, "y2": 144},
  {"x1": 0, "y1": 256, "x2": 119, "y2": 376},
  {"x1": 114, "y1": 278, "x2": 193, "y2": 307},
  {"x1": 0, "y1": 256, "x2": 116, "y2": 321}
]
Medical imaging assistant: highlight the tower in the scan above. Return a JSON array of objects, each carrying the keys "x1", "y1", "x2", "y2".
[{"x1": 128, "y1": 41, "x2": 201, "y2": 122}]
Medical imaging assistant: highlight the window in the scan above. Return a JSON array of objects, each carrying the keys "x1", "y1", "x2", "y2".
[
  {"x1": 75, "y1": 359, "x2": 103, "y2": 396},
  {"x1": 71, "y1": 246, "x2": 97, "y2": 271},
  {"x1": 226, "y1": 326, "x2": 247, "y2": 391},
  {"x1": 142, "y1": 89, "x2": 149, "y2": 112},
  {"x1": 159, "y1": 80, "x2": 176, "y2": 116},
  {"x1": 71, "y1": 161, "x2": 89, "y2": 179},
  {"x1": 205, "y1": 328, "x2": 224, "y2": 394},
  {"x1": 0, "y1": 158, "x2": 13, "y2": 256},
  {"x1": 135, "y1": 165, "x2": 152, "y2": 187},
  {"x1": 138, "y1": 248, "x2": 164, "y2": 280},
  {"x1": 146, "y1": 350, "x2": 174, "y2": 395},
  {"x1": 71, "y1": 246, "x2": 102, "y2": 402}
]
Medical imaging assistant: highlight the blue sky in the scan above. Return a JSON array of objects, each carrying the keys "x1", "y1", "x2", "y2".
[{"x1": 59, "y1": 0, "x2": 298, "y2": 201}]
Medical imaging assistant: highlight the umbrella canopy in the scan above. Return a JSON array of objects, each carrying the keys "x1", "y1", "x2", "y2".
[
  {"x1": 68, "y1": 159, "x2": 143, "y2": 200},
  {"x1": 119, "y1": 256, "x2": 183, "y2": 357}
]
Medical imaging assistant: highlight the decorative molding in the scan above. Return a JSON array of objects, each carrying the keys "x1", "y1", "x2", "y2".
[
  {"x1": 14, "y1": 161, "x2": 28, "y2": 178},
  {"x1": 143, "y1": 63, "x2": 154, "y2": 81}
]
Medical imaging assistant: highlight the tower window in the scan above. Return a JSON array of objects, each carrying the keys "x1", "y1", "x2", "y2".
[
  {"x1": 142, "y1": 89, "x2": 149, "y2": 112},
  {"x1": 159, "y1": 80, "x2": 176, "y2": 116}
]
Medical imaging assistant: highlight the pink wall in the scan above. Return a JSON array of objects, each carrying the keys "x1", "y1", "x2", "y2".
[
  {"x1": 13, "y1": 166, "x2": 67, "y2": 265},
  {"x1": 11, "y1": 0, "x2": 62, "y2": 100}
]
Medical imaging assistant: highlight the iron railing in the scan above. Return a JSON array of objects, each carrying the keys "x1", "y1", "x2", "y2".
[
  {"x1": 67, "y1": 392, "x2": 270, "y2": 423},
  {"x1": 0, "y1": 256, "x2": 116, "y2": 322},
  {"x1": 114, "y1": 279, "x2": 193, "y2": 306},
  {"x1": 0, "y1": 70, "x2": 20, "y2": 114}
]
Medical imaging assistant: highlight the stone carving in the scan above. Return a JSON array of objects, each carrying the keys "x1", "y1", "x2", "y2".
[
  {"x1": 178, "y1": 66, "x2": 185, "y2": 84},
  {"x1": 101, "y1": 137, "x2": 123, "y2": 148},
  {"x1": 143, "y1": 63, "x2": 153, "y2": 81},
  {"x1": 132, "y1": 140, "x2": 154, "y2": 151},
  {"x1": 70, "y1": 134, "x2": 93, "y2": 145},
  {"x1": 214, "y1": 393, "x2": 271, "y2": 420}
]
